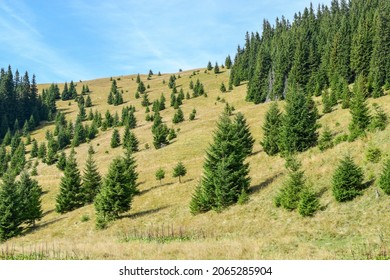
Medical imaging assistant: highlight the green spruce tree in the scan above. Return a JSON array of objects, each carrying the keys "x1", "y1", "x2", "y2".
[
  {"x1": 173, "y1": 161, "x2": 187, "y2": 183},
  {"x1": 17, "y1": 171, "x2": 43, "y2": 227},
  {"x1": 110, "y1": 128, "x2": 121, "y2": 148},
  {"x1": 261, "y1": 102, "x2": 282, "y2": 156},
  {"x1": 379, "y1": 158, "x2": 390, "y2": 195},
  {"x1": 332, "y1": 155, "x2": 364, "y2": 202},
  {"x1": 55, "y1": 149, "x2": 84, "y2": 213},
  {"x1": 82, "y1": 151, "x2": 102, "y2": 204}
]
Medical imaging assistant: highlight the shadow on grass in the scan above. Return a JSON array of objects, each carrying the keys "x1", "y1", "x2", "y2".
[
  {"x1": 250, "y1": 149, "x2": 262, "y2": 157},
  {"x1": 139, "y1": 182, "x2": 174, "y2": 196},
  {"x1": 22, "y1": 216, "x2": 66, "y2": 236},
  {"x1": 42, "y1": 209, "x2": 55, "y2": 216},
  {"x1": 121, "y1": 206, "x2": 169, "y2": 220},
  {"x1": 182, "y1": 178, "x2": 194, "y2": 184},
  {"x1": 250, "y1": 172, "x2": 283, "y2": 194}
]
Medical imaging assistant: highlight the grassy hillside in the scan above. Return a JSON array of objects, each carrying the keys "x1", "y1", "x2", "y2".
[{"x1": 1, "y1": 68, "x2": 389, "y2": 260}]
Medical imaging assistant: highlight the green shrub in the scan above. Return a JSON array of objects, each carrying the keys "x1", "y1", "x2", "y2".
[{"x1": 365, "y1": 147, "x2": 382, "y2": 163}]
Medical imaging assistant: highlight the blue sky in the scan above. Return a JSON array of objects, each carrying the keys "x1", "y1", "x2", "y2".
[{"x1": 0, "y1": 0, "x2": 330, "y2": 83}]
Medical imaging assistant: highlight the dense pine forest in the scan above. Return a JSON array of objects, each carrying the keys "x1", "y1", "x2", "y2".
[
  {"x1": 229, "y1": 0, "x2": 390, "y2": 103},
  {"x1": 0, "y1": 0, "x2": 390, "y2": 259}
]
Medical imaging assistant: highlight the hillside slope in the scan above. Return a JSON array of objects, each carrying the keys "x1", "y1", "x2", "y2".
[{"x1": 1, "y1": 68, "x2": 389, "y2": 260}]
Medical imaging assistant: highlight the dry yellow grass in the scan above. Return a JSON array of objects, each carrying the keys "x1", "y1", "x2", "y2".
[{"x1": 1, "y1": 68, "x2": 390, "y2": 259}]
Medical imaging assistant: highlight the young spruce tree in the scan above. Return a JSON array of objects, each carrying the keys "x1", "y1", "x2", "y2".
[
  {"x1": 279, "y1": 87, "x2": 318, "y2": 155},
  {"x1": 190, "y1": 113, "x2": 251, "y2": 214},
  {"x1": 55, "y1": 149, "x2": 84, "y2": 213},
  {"x1": 82, "y1": 150, "x2": 102, "y2": 204},
  {"x1": 261, "y1": 102, "x2": 282, "y2": 156},
  {"x1": 332, "y1": 155, "x2": 364, "y2": 202},
  {"x1": 17, "y1": 171, "x2": 43, "y2": 227},
  {"x1": 94, "y1": 153, "x2": 137, "y2": 228},
  {"x1": 0, "y1": 172, "x2": 23, "y2": 241}
]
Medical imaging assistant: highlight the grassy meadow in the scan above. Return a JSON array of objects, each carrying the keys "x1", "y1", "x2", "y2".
[{"x1": 1, "y1": 68, "x2": 389, "y2": 260}]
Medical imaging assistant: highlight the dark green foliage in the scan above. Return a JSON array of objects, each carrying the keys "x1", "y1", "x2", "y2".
[
  {"x1": 189, "y1": 108, "x2": 196, "y2": 121},
  {"x1": 82, "y1": 151, "x2": 101, "y2": 204},
  {"x1": 45, "y1": 139, "x2": 57, "y2": 165},
  {"x1": 369, "y1": 103, "x2": 388, "y2": 132},
  {"x1": 261, "y1": 102, "x2": 282, "y2": 156},
  {"x1": 10, "y1": 141, "x2": 25, "y2": 175},
  {"x1": 192, "y1": 79, "x2": 205, "y2": 97},
  {"x1": 30, "y1": 163, "x2": 38, "y2": 176},
  {"x1": 0, "y1": 173, "x2": 22, "y2": 241},
  {"x1": 37, "y1": 142, "x2": 46, "y2": 160},
  {"x1": 155, "y1": 168, "x2": 165, "y2": 185},
  {"x1": 0, "y1": 67, "x2": 51, "y2": 142},
  {"x1": 141, "y1": 92, "x2": 150, "y2": 107},
  {"x1": 2, "y1": 129, "x2": 11, "y2": 146},
  {"x1": 318, "y1": 126, "x2": 333, "y2": 151},
  {"x1": 152, "y1": 112, "x2": 169, "y2": 149},
  {"x1": 279, "y1": 88, "x2": 318, "y2": 155},
  {"x1": 56, "y1": 151, "x2": 67, "y2": 171},
  {"x1": 85, "y1": 95, "x2": 92, "y2": 107},
  {"x1": 110, "y1": 128, "x2": 121, "y2": 148},
  {"x1": 172, "y1": 108, "x2": 184, "y2": 124},
  {"x1": 332, "y1": 155, "x2": 364, "y2": 202},
  {"x1": 349, "y1": 75, "x2": 371, "y2": 140},
  {"x1": 168, "y1": 128, "x2": 177, "y2": 141},
  {"x1": 72, "y1": 119, "x2": 86, "y2": 147},
  {"x1": 137, "y1": 81, "x2": 146, "y2": 94},
  {"x1": 123, "y1": 126, "x2": 139, "y2": 152},
  {"x1": 94, "y1": 154, "x2": 137, "y2": 227},
  {"x1": 0, "y1": 145, "x2": 9, "y2": 176},
  {"x1": 322, "y1": 90, "x2": 332, "y2": 114},
  {"x1": 220, "y1": 82, "x2": 226, "y2": 93},
  {"x1": 207, "y1": 61, "x2": 213, "y2": 71},
  {"x1": 341, "y1": 81, "x2": 351, "y2": 109},
  {"x1": 233, "y1": 112, "x2": 254, "y2": 157},
  {"x1": 274, "y1": 156, "x2": 305, "y2": 211},
  {"x1": 168, "y1": 75, "x2": 176, "y2": 89},
  {"x1": 365, "y1": 146, "x2": 382, "y2": 163},
  {"x1": 379, "y1": 158, "x2": 390, "y2": 195},
  {"x1": 225, "y1": 55, "x2": 232, "y2": 69},
  {"x1": 30, "y1": 139, "x2": 38, "y2": 158},
  {"x1": 55, "y1": 149, "x2": 84, "y2": 213},
  {"x1": 61, "y1": 82, "x2": 71, "y2": 101},
  {"x1": 214, "y1": 62, "x2": 220, "y2": 74},
  {"x1": 298, "y1": 187, "x2": 320, "y2": 217},
  {"x1": 173, "y1": 161, "x2": 187, "y2": 183},
  {"x1": 17, "y1": 172, "x2": 43, "y2": 226},
  {"x1": 107, "y1": 80, "x2": 123, "y2": 106},
  {"x1": 190, "y1": 113, "x2": 251, "y2": 214}
]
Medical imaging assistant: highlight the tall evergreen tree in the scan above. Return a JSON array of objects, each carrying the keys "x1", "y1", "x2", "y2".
[
  {"x1": 233, "y1": 112, "x2": 254, "y2": 157},
  {"x1": 123, "y1": 126, "x2": 139, "y2": 152},
  {"x1": 225, "y1": 55, "x2": 232, "y2": 69},
  {"x1": 349, "y1": 74, "x2": 371, "y2": 140},
  {"x1": 190, "y1": 113, "x2": 251, "y2": 214},
  {"x1": 0, "y1": 173, "x2": 23, "y2": 241},
  {"x1": 172, "y1": 108, "x2": 184, "y2": 124},
  {"x1": 94, "y1": 155, "x2": 137, "y2": 227},
  {"x1": 332, "y1": 155, "x2": 364, "y2": 202},
  {"x1": 55, "y1": 149, "x2": 84, "y2": 213},
  {"x1": 82, "y1": 150, "x2": 102, "y2": 204},
  {"x1": 17, "y1": 171, "x2": 43, "y2": 227},
  {"x1": 279, "y1": 87, "x2": 318, "y2": 155},
  {"x1": 110, "y1": 128, "x2": 121, "y2": 148},
  {"x1": 261, "y1": 102, "x2": 282, "y2": 155}
]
